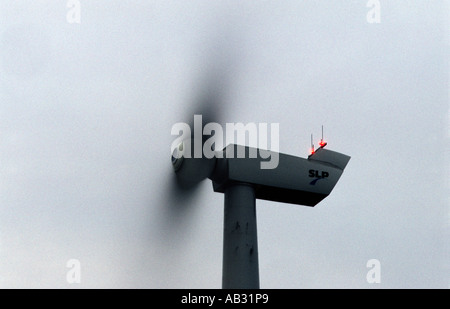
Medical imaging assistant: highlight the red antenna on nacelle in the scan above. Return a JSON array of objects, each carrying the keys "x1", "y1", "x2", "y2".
[{"x1": 319, "y1": 125, "x2": 327, "y2": 148}]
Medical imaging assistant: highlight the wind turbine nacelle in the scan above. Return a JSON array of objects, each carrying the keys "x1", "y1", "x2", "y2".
[{"x1": 210, "y1": 144, "x2": 350, "y2": 207}]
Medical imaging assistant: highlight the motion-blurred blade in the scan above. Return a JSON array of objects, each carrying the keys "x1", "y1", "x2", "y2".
[
  {"x1": 160, "y1": 24, "x2": 243, "y2": 245},
  {"x1": 170, "y1": 34, "x2": 239, "y2": 192}
]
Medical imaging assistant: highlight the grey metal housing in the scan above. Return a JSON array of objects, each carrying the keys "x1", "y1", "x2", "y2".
[{"x1": 210, "y1": 144, "x2": 351, "y2": 207}]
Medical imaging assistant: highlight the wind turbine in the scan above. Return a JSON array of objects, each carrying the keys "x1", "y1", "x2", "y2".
[
  {"x1": 170, "y1": 129, "x2": 350, "y2": 289},
  {"x1": 166, "y1": 25, "x2": 350, "y2": 289}
]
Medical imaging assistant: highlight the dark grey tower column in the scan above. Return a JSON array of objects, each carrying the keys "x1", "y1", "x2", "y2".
[{"x1": 222, "y1": 183, "x2": 259, "y2": 289}]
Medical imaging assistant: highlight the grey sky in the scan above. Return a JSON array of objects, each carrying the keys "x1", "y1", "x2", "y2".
[{"x1": 0, "y1": 1, "x2": 448, "y2": 288}]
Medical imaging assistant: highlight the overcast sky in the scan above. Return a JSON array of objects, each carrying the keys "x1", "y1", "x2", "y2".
[{"x1": 0, "y1": 1, "x2": 448, "y2": 288}]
